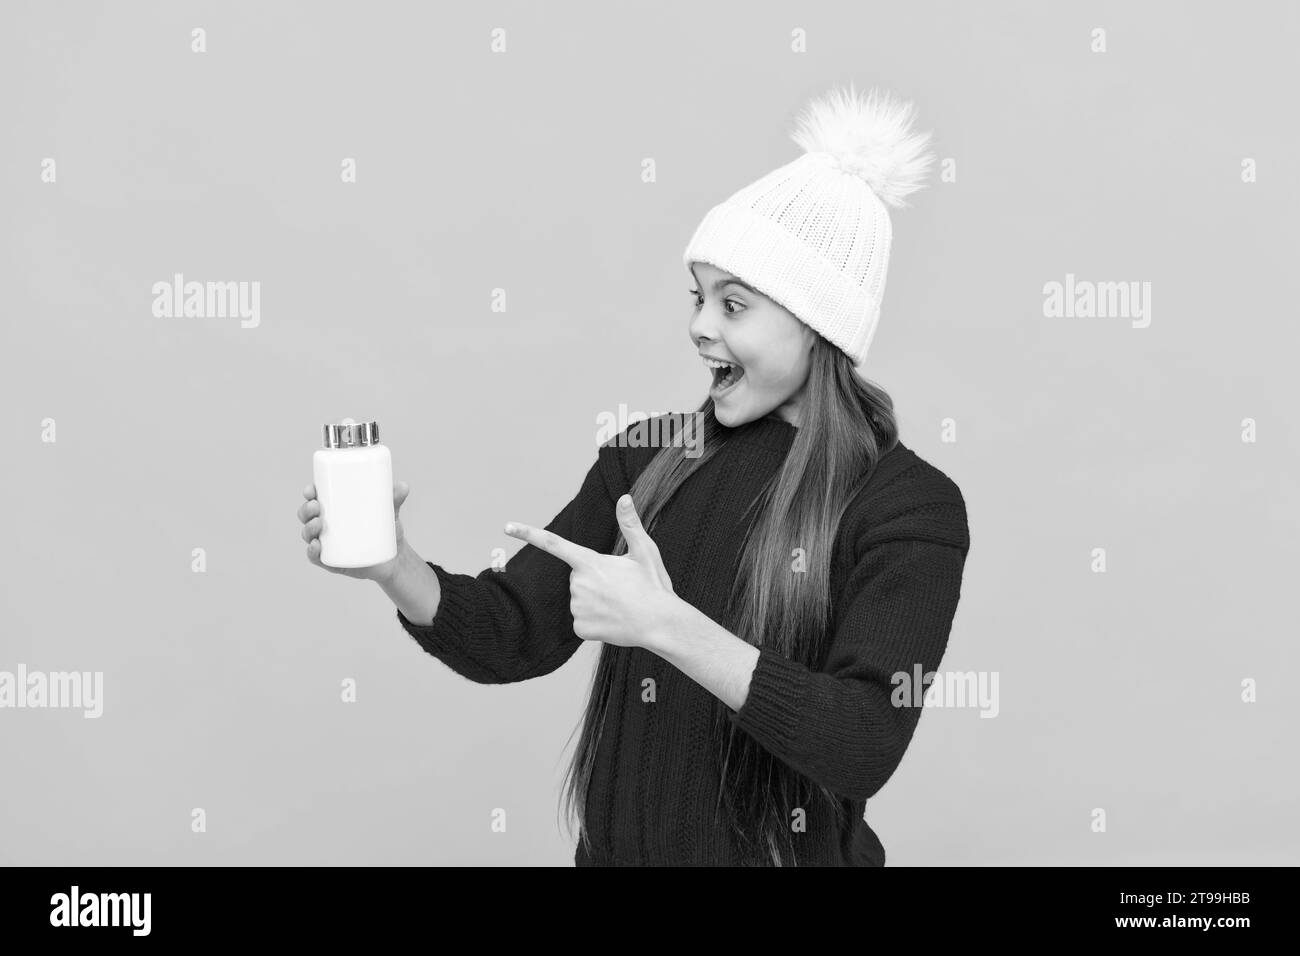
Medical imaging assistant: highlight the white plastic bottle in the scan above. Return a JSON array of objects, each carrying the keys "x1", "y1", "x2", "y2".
[{"x1": 312, "y1": 418, "x2": 397, "y2": 568}]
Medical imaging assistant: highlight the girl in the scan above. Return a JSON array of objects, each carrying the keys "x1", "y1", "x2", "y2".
[{"x1": 298, "y1": 83, "x2": 970, "y2": 866}]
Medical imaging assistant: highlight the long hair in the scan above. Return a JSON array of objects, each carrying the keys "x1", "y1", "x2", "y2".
[{"x1": 556, "y1": 336, "x2": 899, "y2": 865}]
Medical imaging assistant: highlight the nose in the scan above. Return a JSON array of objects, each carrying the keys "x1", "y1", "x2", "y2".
[{"x1": 688, "y1": 300, "x2": 719, "y2": 349}]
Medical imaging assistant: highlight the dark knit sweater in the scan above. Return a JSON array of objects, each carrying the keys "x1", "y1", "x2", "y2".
[{"x1": 396, "y1": 414, "x2": 970, "y2": 866}]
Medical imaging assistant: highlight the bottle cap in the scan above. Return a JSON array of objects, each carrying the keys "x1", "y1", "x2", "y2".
[{"x1": 322, "y1": 420, "x2": 381, "y2": 448}]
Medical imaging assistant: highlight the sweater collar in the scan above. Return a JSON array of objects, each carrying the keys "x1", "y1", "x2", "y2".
[{"x1": 726, "y1": 414, "x2": 797, "y2": 453}]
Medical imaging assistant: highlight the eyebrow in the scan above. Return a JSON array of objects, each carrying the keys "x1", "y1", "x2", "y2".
[{"x1": 690, "y1": 270, "x2": 760, "y2": 296}]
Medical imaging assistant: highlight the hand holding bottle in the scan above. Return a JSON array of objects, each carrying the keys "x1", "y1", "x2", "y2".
[{"x1": 299, "y1": 480, "x2": 410, "y2": 582}]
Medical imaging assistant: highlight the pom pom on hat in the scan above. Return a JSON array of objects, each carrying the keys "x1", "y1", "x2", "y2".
[{"x1": 789, "y1": 81, "x2": 935, "y2": 208}]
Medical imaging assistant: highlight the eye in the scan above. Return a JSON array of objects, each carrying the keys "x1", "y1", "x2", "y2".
[{"x1": 688, "y1": 290, "x2": 744, "y2": 314}]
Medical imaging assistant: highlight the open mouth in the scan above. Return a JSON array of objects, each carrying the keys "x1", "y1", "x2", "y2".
[{"x1": 705, "y1": 359, "x2": 745, "y2": 397}]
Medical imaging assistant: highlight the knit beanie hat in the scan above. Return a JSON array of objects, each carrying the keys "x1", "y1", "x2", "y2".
[{"x1": 681, "y1": 83, "x2": 935, "y2": 371}]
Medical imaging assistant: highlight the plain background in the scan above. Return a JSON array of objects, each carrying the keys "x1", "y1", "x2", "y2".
[{"x1": 2, "y1": 0, "x2": 1297, "y2": 866}]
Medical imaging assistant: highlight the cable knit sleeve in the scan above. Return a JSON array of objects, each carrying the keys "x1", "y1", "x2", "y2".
[
  {"x1": 395, "y1": 440, "x2": 630, "y2": 684},
  {"x1": 727, "y1": 475, "x2": 970, "y2": 802}
]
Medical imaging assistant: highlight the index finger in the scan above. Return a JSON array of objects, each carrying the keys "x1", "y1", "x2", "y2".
[{"x1": 504, "y1": 522, "x2": 596, "y2": 568}]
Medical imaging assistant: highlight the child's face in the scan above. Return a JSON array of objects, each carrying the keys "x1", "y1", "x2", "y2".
[{"x1": 687, "y1": 261, "x2": 814, "y2": 429}]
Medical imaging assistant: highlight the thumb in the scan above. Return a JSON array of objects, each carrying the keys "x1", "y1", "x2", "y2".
[
  {"x1": 394, "y1": 481, "x2": 411, "y2": 509},
  {"x1": 617, "y1": 494, "x2": 660, "y2": 565}
]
